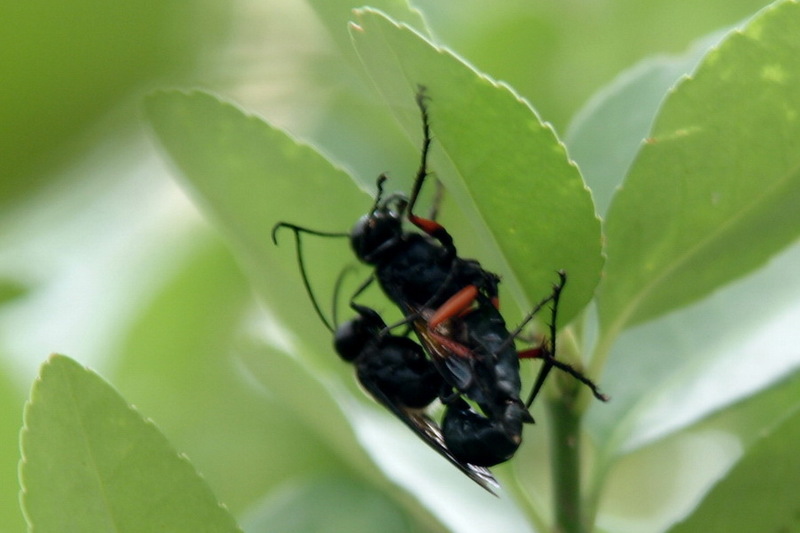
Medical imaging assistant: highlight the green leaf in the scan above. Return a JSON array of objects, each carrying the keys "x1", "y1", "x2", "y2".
[
  {"x1": 593, "y1": 367, "x2": 800, "y2": 532},
  {"x1": 599, "y1": 0, "x2": 800, "y2": 336},
  {"x1": 0, "y1": 0, "x2": 228, "y2": 199},
  {"x1": 308, "y1": 0, "x2": 429, "y2": 56},
  {"x1": 665, "y1": 380, "x2": 800, "y2": 533},
  {"x1": 241, "y1": 475, "x2": 429, "y2": 533},
  {"x1": 566, "y1": 31, "x2": 726, "y2": 216},
  {"x1": 143, "y1": 89, "x2": 467, "y2": 525},
  {"x1": 236, "y1": 341, "x2": 385, "y2": 484},
  {"x1": 0, "y1": 362, "x2": 24, "y2": 532},
  {"x1": 240, "y1": 342, "x2": 545, "y2": 533},
  {"x1": 350, "y1": 9, "x2": 603, "y2": 324},
  {"x1": 112, "y1": 235, "x2": 358, "y2": 513},
  {"x1": 19, "y1": 354, "x2": 240, "y2": 533},
  {"x1": 144, "y1": 90, "x2": 369, "y2": 361},
  {"x1": 241, "y1": 342, "x2": 534, "y2": 533},
  {"x1": 275, "y1": 1, "x2": 431, "y2": 192},
  {"x1": 588, "y1": 240, "x2": 800, "y2": 454},
  {"x1": 144, "y1": 88, "x2": 393, "y2": 489}
]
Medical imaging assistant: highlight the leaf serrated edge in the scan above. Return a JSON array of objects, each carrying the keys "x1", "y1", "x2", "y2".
[{"x1": 17, "y1": 354, "x2": 243, "y2": 533}]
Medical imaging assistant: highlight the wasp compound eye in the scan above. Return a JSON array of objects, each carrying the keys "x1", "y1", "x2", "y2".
[
  {"x1": 334, "y1": 319, "x2": 368, "y2": 362},
  {"x1": 350, "y1": 211, "x2": 402, "y2": 264}
]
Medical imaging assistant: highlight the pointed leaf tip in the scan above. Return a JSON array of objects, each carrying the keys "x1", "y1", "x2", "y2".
[{"x1": 19, "y1": 354, "x2": 241, "y2": 533}]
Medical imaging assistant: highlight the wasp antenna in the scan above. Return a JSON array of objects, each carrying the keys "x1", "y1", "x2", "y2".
[
  {"x1": 331, "y1": 265, "x2": 359, "y2": 329},
  {"x1": 271, "y1": 222, "x2": 284, "y2": 245},
  {"x1": 272, "y1": 222, "x2": 349, "y2": 243},
  {"x1": 294, "y1": 228, "x2": 335, "y2": 333},
  {"x1": 371, "y1": 174, "x2": 390, "y2": 214},
  {"x1": 349, "y1": 274, "x2": 376, "y2": 308},
  {"x1": 274, "y1": 223, "x2": 338, "y2": 333}
]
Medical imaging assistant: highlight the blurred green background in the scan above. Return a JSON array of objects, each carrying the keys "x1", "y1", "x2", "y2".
[{"x1": 0, "y1": 1, "x2": 775, "y2": 531}]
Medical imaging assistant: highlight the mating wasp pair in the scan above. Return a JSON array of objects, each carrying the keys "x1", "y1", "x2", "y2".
[{"x1": 273, "y1": 87, "x2": 606, "y2": 493}]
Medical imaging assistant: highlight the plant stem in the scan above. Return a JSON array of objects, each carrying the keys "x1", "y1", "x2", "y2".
[{"x1": 547, "y1": 391, "x2": 587, "y2": 533}]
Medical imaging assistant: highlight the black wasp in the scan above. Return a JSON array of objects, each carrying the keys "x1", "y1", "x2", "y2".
[
  {"x1": 337, "y1": 306, "x2": 502, "y2": 492},
  {"x1": 272, "y1": 230, "x2": 501, "y2": 492},
  {"x1": 336, "y1": 296, "x2": 500, "y2": 492},
  {"x1": 273, "y1": 86, "x2": 607, "y2": 488}
]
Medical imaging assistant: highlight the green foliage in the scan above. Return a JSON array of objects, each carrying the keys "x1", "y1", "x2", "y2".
[
  {"x1": 0, "y1": 0, "x2": 228, "y2": 199},
  {"x1": 144, "y1": 90, "x2": 367, "y2": 363},
  {"x1": 0, "y1": 364, "x2": 24, "y2": 531},
  {"x1": 599, "y1": 0, "x2": 800, "y2": 334},
  {"x1": 19, "y1": 355, "x2": 241, "y2": 532},
  {"x1": 241, "y1": 476, "x2": 420, "y2": 533},
  {"x1": 111, "y1": 237, "x2": 362, "y2": 510},
  {"x1": 666, "y1": 374, "x2": 800, "y2": 533},
  {"x1": 349, "y1": 10, "x2": 603, "y2": 324},
  {"x1": 4, "y1": 0, "x2": 800, "y2": 532}
]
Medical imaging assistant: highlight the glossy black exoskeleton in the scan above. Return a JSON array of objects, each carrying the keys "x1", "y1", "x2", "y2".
[
  {"x1": 334, "y1": 303, "x2": 499, "y2": 492},
  {"x1": 275, "y1": 88, "x2": 500, "y2": 330},
  {"x1": 336, "y1": 91, "x2": 606, "y2": 467},
  {"x1": 431, "y1": 301, "x2": 532, "y2": 466},
  {"x1": 273, "y1": 87, "x2": 506, "y2": 388},
  {"x1": 269, "y1": 232, "x2": 502, "y2": 492},
  {"x1": 416, "y1": 271, "x2": 608, "y2": 466},
  {"x1": 346, "y1": 89, "x2": 500, "y2": 321},
  {"x1": 273, "y1": 85, "x2": 607, "y2": 475}
]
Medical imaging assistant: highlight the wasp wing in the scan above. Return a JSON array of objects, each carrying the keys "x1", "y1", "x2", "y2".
[
  {"x1": 412, "y1": 317, "x2": 477, "y2": 389},
  {"x1": 358, "y1": 378, "x2": 499, "y2": 495}
]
